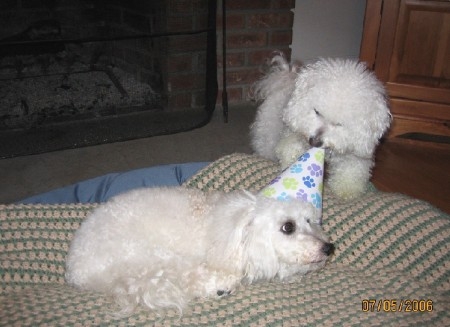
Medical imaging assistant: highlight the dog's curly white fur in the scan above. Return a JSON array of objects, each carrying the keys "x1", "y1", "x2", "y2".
[
  {"x1": 250, "y1": 54, "x2": 391, "y2": 200},
  {"x1": 66, "y1": 187, "x2": 332, "y2": 314}
]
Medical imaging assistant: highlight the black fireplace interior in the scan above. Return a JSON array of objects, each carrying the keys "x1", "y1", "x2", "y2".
[{"x1": 0, "y1": 0, "x2": 217, "y2": 158}]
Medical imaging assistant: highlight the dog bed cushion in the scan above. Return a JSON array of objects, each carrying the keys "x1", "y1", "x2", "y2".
[
  {"x1": 19, "y1": 162, "x2": 208, "y2": 204},
  {"x1": 1, "y1": 153, "x2": 449, "y2": 326}
]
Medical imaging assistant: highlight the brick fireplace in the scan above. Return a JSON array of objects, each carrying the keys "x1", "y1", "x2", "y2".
[
  {"x1": 0, "y1": 0, "x2": 216, "y2": 129},
  {"x1": 0, "y1": 0, "x2": 217, "y2": 157},
  {"x1": 0, "y1": 0, "x2": 295, "y2": 158}
]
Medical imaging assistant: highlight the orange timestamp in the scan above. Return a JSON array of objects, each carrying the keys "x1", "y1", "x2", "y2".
[{"x1": 362, "y1": 299, "x2": 433, "y2": 312}]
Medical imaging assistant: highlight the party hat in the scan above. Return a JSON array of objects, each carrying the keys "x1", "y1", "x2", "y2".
[{"x1": 260, "y1": 147, "x2": 325, "y2": 224}]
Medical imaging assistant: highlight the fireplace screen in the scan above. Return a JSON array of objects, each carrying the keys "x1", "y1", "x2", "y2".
[{"x1": 0, "y1": 0, "x2": 217, "y2": 158}]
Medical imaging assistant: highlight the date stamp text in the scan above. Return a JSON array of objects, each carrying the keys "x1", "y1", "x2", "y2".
[{"x1": 361, "y1": 299, "x2": 433, "y2": 312}]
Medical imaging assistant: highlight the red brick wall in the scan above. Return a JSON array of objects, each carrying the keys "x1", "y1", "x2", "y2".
[
  {"x1": 163, "y1": 1, "x2": 211, "y2": 111},
  {"x1": 217, "y1": 0, "x2": 295, "y2": 105}
]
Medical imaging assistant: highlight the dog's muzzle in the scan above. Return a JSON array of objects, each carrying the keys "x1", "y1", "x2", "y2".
[{"x1": 309, "y1": 136, "x2": 323, "y2": 148}]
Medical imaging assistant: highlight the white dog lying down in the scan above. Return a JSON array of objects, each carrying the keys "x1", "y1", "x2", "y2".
[
  {"x1": 66, "y1": 187, "x2": 333, "y2": 313},
  {"x1": 251, "y1": 54, "x2": 391, "y2": 201}
]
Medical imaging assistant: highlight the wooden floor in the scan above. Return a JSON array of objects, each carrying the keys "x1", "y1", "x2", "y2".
[{"x1": 371, "y1": 138, "x2": 450, "y2": 214}]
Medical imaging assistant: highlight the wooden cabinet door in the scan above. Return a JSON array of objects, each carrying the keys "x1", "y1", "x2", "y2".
[{"x1": 361, "y1": 0, "x2": 450, "y2": 137}]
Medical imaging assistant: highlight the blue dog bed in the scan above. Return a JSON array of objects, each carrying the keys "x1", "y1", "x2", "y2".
[{"x1": 20, "y1": 162, "x2": 209, "y2": 204}]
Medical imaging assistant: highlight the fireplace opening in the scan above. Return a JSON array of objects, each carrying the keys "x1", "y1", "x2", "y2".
[{"x1": 0, "y1": 0, "x2": 217, "y2": 158}]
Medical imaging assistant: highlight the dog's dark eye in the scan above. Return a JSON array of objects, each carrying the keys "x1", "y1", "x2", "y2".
[
  {"x1": 306, "y1": 218, "x2": 310, "y2": 224},
  {"x1": 280, "y1": 221, "x2": 296, "y2": 235},
  {"x1": 313, "y1": 108, "x2": 321, "y2": 116}
]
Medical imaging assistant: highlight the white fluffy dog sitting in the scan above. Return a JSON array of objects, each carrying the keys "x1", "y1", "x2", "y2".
[
  {"x1": 250, "y1": 54, "x2": 391, "y2": 201},
  {"x1": 66, "y1": 187, "x2": 333, "y2": 314}
]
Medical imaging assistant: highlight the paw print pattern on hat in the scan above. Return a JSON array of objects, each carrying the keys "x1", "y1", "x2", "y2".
[
  {"x1": 290, "y1": 163, "x2": 303, "y2": 173},
  {"x1": 259, "y1": 147, "x2": 325, "y2": 224},
  {"x1": 282, "y1": 177, "x2": 299, "y2": 190},
  {"x1": 307, "y1": 163, "x2": 323, "y2": 177},
  {"x1": 302, "y1": 176, "x2": 316, "y2": 188}
]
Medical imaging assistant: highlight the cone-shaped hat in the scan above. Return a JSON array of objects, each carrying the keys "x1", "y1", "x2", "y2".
[{"x1": 260, "y1": 147, "x2": 325, "y2": 223}]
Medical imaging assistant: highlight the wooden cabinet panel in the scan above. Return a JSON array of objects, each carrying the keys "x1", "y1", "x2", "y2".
[
  {"x1": 389, "y1": 99, "x2": 450, "y2": 137},
  {"x1": 390, "y1": 1, "x2": 450, "y2": 95},
  {"x1": 361, "y1": 0, "x2": 450, "y2": 138}
]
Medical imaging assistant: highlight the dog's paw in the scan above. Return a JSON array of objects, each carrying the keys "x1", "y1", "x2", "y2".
[
  {"x1": 275, "y1": 134, "x2": 309, "y2": 169},
  {"x1": 332, "y1": 186, "x2": 365, "y2": 201},
  {"x1": 327, "y1": 156, "x2": 373, "y2": 201},
  {"x1": 328, "y1": 175, "x2": 367, "y2": 201}
]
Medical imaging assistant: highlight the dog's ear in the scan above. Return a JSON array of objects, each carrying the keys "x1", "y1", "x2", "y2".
[
  {"x1": 352, "y1": 90, "x2": 391, "y2": 158},
  {"x1": 206, "y1": 191, "x2": 256, "y2": 276},
  {"x1": 282, "y1": 69, "x2": 316, "y2": 132},
  {"x1": 341, "y1": 61, "x2": 392, "y2": 158}
]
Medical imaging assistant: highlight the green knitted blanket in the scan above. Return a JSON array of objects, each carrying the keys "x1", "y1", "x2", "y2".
[{"x1": 1, "y1": 154, "x2": 449, "y2": 326}]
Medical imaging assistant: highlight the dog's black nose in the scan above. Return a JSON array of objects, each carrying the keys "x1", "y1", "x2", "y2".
[
  {"x1": 322, "y1": 243, "x2": 334, "y2": 256},
  {"x1": 309, "y1": 136, "x2": 323, "y2": 147}
]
